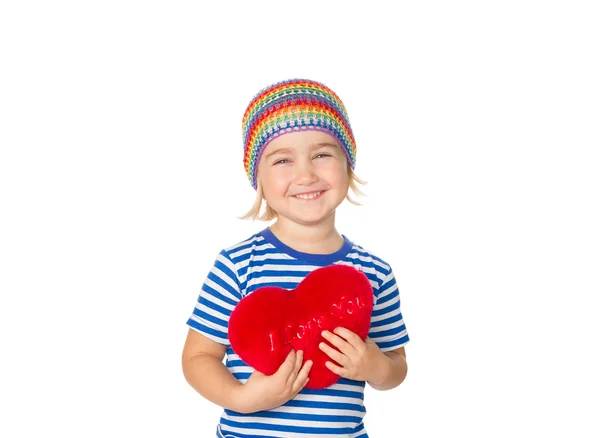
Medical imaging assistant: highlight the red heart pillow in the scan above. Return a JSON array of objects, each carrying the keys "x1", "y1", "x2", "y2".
[{"x1": 228, "y1": 264, "x2": 373, "y2": 389}]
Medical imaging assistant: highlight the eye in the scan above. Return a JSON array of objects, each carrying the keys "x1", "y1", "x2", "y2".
[
  {"x1": 314, "y1": 153, "x2": 331, "y2": 159},
  {"x1": 274, "y1": 159, "x2": 290, "y2": 165}
]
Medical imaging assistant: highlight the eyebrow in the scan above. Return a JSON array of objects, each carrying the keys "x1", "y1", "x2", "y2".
[{"x1": 264, "y1": 142, "x2": 339, "y2": 159}]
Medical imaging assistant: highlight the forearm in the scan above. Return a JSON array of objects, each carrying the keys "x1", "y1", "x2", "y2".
[
  {"x1": 182, "y1": 353, "x2": 244, "y2": 411},
  {"x1": 367, "y1": 351, "x2": 408, "y2": 391}
]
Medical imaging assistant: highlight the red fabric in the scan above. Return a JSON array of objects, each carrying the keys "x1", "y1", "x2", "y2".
[{"x1": 228, "y1": 264, "x2": 373, "y2": 389}]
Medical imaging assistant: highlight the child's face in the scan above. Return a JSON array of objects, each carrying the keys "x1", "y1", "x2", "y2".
[{"x1": 257, "y1": 131, "x2": 350, "y2": 226}]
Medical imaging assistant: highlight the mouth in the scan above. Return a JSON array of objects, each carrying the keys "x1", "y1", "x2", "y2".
[{"x1": 292, "y1": 190, "x2": 325, "y2": 200}]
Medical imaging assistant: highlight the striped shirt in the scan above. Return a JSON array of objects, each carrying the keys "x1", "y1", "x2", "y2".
[{"x1": 186, "y1": 227, "x2": 410, "y2": 438}]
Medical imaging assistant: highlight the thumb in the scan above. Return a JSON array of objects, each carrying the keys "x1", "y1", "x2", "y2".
[{"x1": 246, "y1": 369, "x2": 265, "y2": 383}]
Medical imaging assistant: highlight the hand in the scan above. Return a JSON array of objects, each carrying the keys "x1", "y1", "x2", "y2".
[
  {"x1": 236, "y1": 349, "x2": 313, "y2": 414},
  {"x1": 319, "y1": 327, "x2": 383, "y2": 382}
]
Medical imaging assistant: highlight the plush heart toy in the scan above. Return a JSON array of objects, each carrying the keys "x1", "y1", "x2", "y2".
[{"x1": 228, "y1": 264, "x2": 373, "y2": 389}]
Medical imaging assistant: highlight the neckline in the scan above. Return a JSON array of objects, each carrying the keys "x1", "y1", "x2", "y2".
[{"x1": 259, "y1": 227, "x2": 353, "y2": 265}]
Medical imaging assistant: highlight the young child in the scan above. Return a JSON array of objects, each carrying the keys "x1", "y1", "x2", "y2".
[{"x1": 182, "y1": 78, "x2": 410, "y2": 438}]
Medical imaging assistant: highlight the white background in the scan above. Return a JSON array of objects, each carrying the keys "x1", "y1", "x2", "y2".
[{"x1": 1, "y1": 1, "x2": 599, "y2": 437}]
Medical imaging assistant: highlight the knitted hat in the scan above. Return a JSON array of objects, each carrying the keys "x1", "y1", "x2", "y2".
[{"x1": 242, "y1": 78, "x2": 357, "y2": 189}]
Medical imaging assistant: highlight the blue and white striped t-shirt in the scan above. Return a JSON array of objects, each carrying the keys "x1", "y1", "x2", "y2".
[{"x1": 186, "y1": 227, "x2": 410, "y2": 438}]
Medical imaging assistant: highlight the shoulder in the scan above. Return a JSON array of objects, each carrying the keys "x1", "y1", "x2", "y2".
[
  {"x1": 344, "y1": 239, "x2": 395, "y2": 289},
  {"x1": 347, "y1": 239, "x2": 393, "y2": 274},
  {"x1": 220, "y1": 230, "x2": 266, "y2": 259},
  {"x1": 344, "y1": 240, "x2": 404, "y2": 312},
  {"x1": 216, "y1": 228, "x2": 278, "y2": 267},
  {"x1": 204, "y1": 231, "x2": 270, "y2": 288}
]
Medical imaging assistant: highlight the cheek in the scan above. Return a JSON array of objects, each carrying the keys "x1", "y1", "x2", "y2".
[
  {"x1": 259, "y1": 168, "x2": 290, "y2": 197},
  {"x1": 322, "y1": 162, "x2": 349, "y2": 187}
]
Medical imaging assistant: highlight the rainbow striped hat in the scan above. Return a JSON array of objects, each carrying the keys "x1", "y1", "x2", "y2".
[{"x1": 242, "y1": 78, "x2": 357, "y2": 189}]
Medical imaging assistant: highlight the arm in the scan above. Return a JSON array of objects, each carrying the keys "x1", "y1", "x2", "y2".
[
  {"x1": 366, "y1": 346, "x2": 407, "y2": 391},
  {"x1": 182, "y1": 250, "x2": 247, "y2": 410},
  {"x1": 183, "y1": 250, "x2": 312, "y2": 413},
  {"x1": 181, "y1": 328, "x2": 244, "y2": 411},
  {"x1": 182, "y1": 328, "x2": 313, "y2": 414},
  {"x1": 366, "y1": 266, "x2": 410, "y2": 390}
]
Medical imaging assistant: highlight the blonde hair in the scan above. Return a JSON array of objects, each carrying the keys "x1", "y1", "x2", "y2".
[{"x1": 239, "y1": 167, "x2": 366, "y2": 221}]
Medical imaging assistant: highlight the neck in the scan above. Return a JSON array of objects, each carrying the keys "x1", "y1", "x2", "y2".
[{"x1": 269, "y1": 212, "x2": 343, "y2": 254}]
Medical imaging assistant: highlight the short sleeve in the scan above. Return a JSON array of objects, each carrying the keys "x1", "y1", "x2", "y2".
[
  {"x1": 186, "y1": 249, "x2": 242, "y2": 347},
  {"x1": 368, "y1": 268, "x2": 410, "y2": 352}
]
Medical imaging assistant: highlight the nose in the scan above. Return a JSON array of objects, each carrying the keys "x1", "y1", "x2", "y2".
[{"x1": 294, "y1": 161, "x2": 318, "y2": 185}]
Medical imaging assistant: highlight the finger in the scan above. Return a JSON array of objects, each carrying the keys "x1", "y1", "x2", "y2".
[
  {"x1": 321, "y1": 330, "x2": 356, "y2": 356},
  {"x1": 275, "y1": 349, "x2": 296, "y2": 378},
  {"x1": 333, "y1": 327, "x2": 365, "y2": 350},
  {"x1": 325, "y1": 360, "x2": 349, "y2": 378},
  {"x1": 286, "y1": 350, "x2": 304, "y2": 386},
  {"x1": 292, "y1": 377, "x2": 310, "y2": 396},
  {"x1": 319, "y1": 341, "x2": 350, "y2": 367},
  {"x1": 292, "y1": 360, "x2": 313, "y2": 393},
  {"x1": 295, "y1": 350, "x2": 303, "y2": 373}
]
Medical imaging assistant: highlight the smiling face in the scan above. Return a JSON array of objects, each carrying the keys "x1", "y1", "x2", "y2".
[{"x1": 256, "y1": 130, "x2": 350, "y2": 227}]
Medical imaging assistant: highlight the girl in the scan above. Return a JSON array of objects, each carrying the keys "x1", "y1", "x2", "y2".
[{"x1": 182, "y1": 78, "x2": 410, "y2": 437}]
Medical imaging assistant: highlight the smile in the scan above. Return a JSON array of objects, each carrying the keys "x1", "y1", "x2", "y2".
[{"x1": 293, "y1": 190, "x2": 325, "y2": 200}]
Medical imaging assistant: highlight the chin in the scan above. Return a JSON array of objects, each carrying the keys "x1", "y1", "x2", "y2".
[{"x1": 289, "y1": 211, "x2": 336, "y2": 226}]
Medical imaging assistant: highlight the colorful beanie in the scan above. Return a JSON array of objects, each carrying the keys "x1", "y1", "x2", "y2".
[{"x1": 242, "y1": 78, "x2": 357, "y2": 189}]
